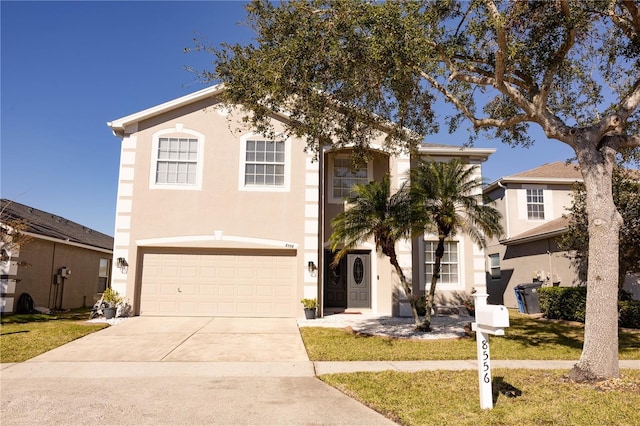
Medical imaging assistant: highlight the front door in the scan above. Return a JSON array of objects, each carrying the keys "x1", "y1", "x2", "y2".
[
  {"x1": 323, "y1": 250, "x2": 347, "y2": 308},
  {"x1": 347, "y1": 253, "x2": 371, "y2": 308}
]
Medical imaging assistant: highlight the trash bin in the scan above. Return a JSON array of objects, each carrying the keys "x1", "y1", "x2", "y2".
[
  {"x1": 514, "y1": 287, "x2": 526, "y2": 313},
  {"x1": 515, "y1": 283, "x2": 543, "y2": 314}
]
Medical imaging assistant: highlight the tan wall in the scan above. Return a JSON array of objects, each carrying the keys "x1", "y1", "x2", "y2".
[
  {"x1": 505, "y1": 184, "x2": 574, "y2": 238},
  {"x1": 10, "y1": 238, "x2": 110, "y2": 310},
  {"x1": 116, "y1": 99, "x2": 313, "y2": 313}
]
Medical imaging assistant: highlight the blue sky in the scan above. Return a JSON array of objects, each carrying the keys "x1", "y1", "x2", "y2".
[{"x1": 1, "y1": 1, "x2": 575, "y2": 237}]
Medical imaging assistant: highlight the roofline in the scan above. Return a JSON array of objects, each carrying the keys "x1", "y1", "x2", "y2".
[
  {"x1": 24, "y1": 231, "x2": 113, "y2": 254},
  {"x1": 500, "y1": 228, "x2": 567, "y2": 246},
  {"x1": 484, "y1": 176, "x2": 583, "y2": 192},
  {"x1": 107, "y1": 84, "x2": 225, "y2": 137},
  {"x1": 417, "y1": 146, "x2": 496, "y2": 161}
]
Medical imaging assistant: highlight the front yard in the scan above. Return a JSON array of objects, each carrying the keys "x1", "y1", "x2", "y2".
[
  {"x1": 0, "y1": 309, "x2": 107, "y2": 363},
  {"x1": 299, "y1": 312, "x2": 640, "y2": 361},
  {"x1": 301, "y1": 312, "x2": 640, "y2": 425}
]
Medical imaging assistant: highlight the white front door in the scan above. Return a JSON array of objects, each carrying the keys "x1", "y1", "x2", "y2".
[{"x1": 347, "y1": 253, "x2": 370, "y2": 308}]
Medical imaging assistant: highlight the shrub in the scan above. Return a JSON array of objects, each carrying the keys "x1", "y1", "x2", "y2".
[
  {"x1": 538, "y1": 287, "x2": 587, "y2": 322},
  {"x1": 619, "y1": 300, "x2": 640, "y2": 329}
]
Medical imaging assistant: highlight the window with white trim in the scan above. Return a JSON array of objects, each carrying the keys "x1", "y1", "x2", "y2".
[
  {"x1": 526, "y1": 188, "x2": 545, "y2": 220},
  {"x1": 330, "y1": 156, "x2": 371, "y2": 203},
  {"x1": 150, "y1": 126, "x2": 204, "y2": 190},
  {"x1": 244, "y1": 139, "x2": 285, "y2": 186},
  {"x1": 239, "y1": 135, "x2": 290, "y2": 191},
  {"x1": 155, "y1": 137, "x2": 199, "y2": 184},
  {"x1": 424, "y1": 240, "x2": 459, "y2": 285}
]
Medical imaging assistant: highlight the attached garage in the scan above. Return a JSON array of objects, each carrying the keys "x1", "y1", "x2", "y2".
[{"x1": 139, "y1": 249, "x2": 298, "y2": 317}]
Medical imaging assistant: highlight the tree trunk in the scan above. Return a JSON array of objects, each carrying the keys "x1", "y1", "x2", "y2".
[
  {"x1": 419, "y1": 237, "x2": 445, "y2": 332},
  {"x1": 569, "y1": 143, "x2": 622, "y2": 382},
  {"x1": 388, "y1": 251, "x2": 421, "y2": 327}
]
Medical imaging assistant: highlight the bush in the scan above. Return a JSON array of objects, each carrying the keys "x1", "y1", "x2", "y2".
[
  {"x1": 538, "y1": 287, "x2": 587, "y2": 322},
  {"x1": 539, "y1": 286, "x2": 640, "y2": 329},
  {"x1": 619, "y1": 300, "x2": 640, "y2": 329}
]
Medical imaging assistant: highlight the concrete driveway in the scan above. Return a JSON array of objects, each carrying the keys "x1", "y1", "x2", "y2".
[
  {"x1": 1, "y1": 317, "x2": 396, "y2": 425},
  {"x1": 27, "y1": 316, "x2": 310, "y2": 363}
]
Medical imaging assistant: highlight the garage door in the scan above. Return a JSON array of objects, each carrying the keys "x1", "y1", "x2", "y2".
[{"x1": 140, "y1": 251, "x2": 297, "y2": 317}]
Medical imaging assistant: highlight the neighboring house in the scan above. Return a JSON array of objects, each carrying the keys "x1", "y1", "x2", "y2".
[
  {"x1": 107, "y1": 85, "x2": 495, "y2": 318},
  {"x1": 0, "y1": 199, "x2": 114, "y2": 313},
  {"x1": 483, "y1": 162, "x2": 640, "y2": 307}
]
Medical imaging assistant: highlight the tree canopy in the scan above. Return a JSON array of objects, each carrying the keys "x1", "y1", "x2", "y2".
[{"x1": 197, "y1": 0, "x2": 640, "y2": 381}]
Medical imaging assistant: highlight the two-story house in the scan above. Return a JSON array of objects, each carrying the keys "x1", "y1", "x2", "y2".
[
  {"x1": 483, "y1": 162, "x2": 583, "y2": 307},
  {"x1": 107, "y1": 85, "x2": 495, "y2": 318}
]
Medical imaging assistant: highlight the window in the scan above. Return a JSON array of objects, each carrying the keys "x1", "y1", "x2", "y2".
[
  {"x1": 155, "y1": 137, "x2": 198, "y2": 185},
  {"x1": 489, "y1": 253, "x2": 501, "y2": 280},
  {"x1": 97, "y1": 258, "x2": 111, "y2": 293},
  {"x1": 239, "y1": 134, "x2": 290, "y2": 192},
  {"x1": 526, "y1": 188, "x2": 545, "y2": 220},
  {"x1": 330, "y1": 156, "x2": 371, "y2": 202},
  {"x1": 244, "y1": 139, "x2": 285, "y2": 186},
  {"x1": 424, "y1": 241, "x2": 458, "y2": 285}
]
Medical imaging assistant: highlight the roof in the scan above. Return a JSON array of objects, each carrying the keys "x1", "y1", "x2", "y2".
[
  {"x1": 509, "y1": 161, "x2": 583, "y2": 180},
  {"x1": 484, "y1": 161, "x2": 583, "y2": 192},
  {"x1": 501, "y1": 216, "x2": 570, "y2": 246},
  {"x1": 418, "y1": 143, "x2": 496, "y2": 161},
  {"x1": 1, "y1": 199, "x2": 114, "y2": 251},
  {"x1": 107, "y1": 84, "x2": 225, "y2": 137}
]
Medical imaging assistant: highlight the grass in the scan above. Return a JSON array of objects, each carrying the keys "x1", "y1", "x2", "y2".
[
  {"x1": 0, "y1": 309, "x2": 108, "y2": 363},
  {"x1": 300, "y1": 312, "x2": 640, "y2": 361},
  {"x1": 320, "y1": 369, "x2": 640, "y2": 426}
]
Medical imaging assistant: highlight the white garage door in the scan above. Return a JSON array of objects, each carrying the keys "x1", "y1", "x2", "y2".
[{"x1": 140, "y1": 251, "x2": 297, "y2": 317}]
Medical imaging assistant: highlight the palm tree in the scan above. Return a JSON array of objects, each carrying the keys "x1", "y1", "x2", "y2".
[
  {"x1": 329, "y1": 174, "x2": 423, "y2": 326},
  {"x1": 410, "y1": 159, "x2": 503, "y2": 332}
]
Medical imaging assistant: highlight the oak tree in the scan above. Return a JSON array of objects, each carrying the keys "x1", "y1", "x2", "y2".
[{"x1": 196, "y1": 0, "x2": 640, "y2": 381}]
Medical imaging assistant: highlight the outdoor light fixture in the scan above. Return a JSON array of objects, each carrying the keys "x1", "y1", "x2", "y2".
[
  {"x1": 117, "y1": 257, "x2": 129, "y2": 274},
  {"x1": 307, "y1": 261, "x2": 317, "y2": 277}
]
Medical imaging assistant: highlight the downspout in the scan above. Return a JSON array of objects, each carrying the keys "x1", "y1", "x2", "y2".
[
  {"x1": 497, "y1": 180, "x2": 510, "y2": 239},
  {"x1": 48, "y1": 242, "x2": 57, "y2": 309},
  {"x1": 317, "y1": 146, "x2": 325, "y2": 318}
]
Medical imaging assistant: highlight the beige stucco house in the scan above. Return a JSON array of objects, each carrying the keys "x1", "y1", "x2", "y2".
[
  {"x1": 0, "y1": 199, "x2": 114, "y2": 313},
  {"x1": 107, "y1": 85, "x2": 495, "y2": 318},
  {"x1": 484, "y1": 161, "x2": 640, "y2": 308}
]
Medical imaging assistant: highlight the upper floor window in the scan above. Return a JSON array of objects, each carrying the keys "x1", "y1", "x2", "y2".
[
  {"x1": 424, "y1": 240, "x2": 459, "y2": 286},
  {"x1": 526, "y1": 188, "x2": 545, "y2": 220},
  {"x1": 245, "y1": 140, "x2": 285, "y2": 186},
  {"x1": 150, "y1": 126, "x2": 204, "y2": 190},
  {"x1": 239, "y1": 134, "x2": 290, "y2": 192},
  {"x1": 330, "y1": 156, "x2": 372, "y2": 203},
  {"x1": 156, "y1": 137, "x2": 198, "y2": 185}
]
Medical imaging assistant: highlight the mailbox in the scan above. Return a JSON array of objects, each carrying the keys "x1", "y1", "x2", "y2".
[{"x1": 476, "y1": 305, "x2": 510, "y2": 328}]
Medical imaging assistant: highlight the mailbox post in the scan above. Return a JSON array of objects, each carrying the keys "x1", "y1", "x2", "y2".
[{"x1": 471, "y1": 288, "x2": 510, "y2": 409}]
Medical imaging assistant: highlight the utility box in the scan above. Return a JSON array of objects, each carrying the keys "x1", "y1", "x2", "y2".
[{"x1": 476, "y1": 305, "x2": 510, "y2": 329}]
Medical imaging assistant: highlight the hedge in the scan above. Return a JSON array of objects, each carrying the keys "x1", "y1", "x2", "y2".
[{"x1": 538, "y1": 286, "x2": 640, "y2": 329}]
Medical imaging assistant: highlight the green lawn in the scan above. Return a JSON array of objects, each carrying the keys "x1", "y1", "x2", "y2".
[
  {"x1": 320, "y1": 369, "x2": 640, "y2": 426},
  {"x1": 303, "y1": 312, "x2": 640, "y2": 425},
  {"x1": 0, "y1": 309, "x2": 108, "y2": 363},
  {"x1": 300, "y1": 312, "x2": 640, "y2": 361}
]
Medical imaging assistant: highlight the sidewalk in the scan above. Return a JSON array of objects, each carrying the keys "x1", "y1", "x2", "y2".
[{"x1": 313, "y1": 360, "x2": 640, "y2": 375}]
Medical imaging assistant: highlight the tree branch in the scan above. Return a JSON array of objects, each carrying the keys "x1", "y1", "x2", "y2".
[
  {"x1": 418, "y1": 70, "x2": 530, "y2": 130},
  {"x1": 538, "y1": 1, "x2": 576, "y2": 111},
  {"x1": 482, "y1": 1, "x2": 538, "y2": 117}
]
